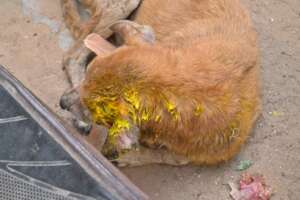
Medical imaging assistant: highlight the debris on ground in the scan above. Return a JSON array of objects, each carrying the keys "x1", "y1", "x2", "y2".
[
  {"x1": 236, "y1": 160, "x2": 252, "y2": 171},
  {"x1": 269, "y1": 111, "x2": 283, "y2": 117},
  {"x1": 229, "y1": 173, "x2": 271, "y2": 200}
]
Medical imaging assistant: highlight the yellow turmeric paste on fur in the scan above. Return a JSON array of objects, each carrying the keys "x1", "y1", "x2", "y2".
[{"x1": 84, "y1": 86, "x2": 187, "y2": 141}]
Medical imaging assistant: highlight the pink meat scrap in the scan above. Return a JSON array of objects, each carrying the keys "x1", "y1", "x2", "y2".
[{"x1": 230, "y1": 173, "x2": 272, "y2": 200}]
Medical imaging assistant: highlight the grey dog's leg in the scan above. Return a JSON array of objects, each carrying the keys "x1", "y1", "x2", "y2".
[
  {"x1": 61, "y1": 0, "x2": 142, "y2": 87},
  {"x1": 60, "y1": 85, "x2": 92, "y2": 134},
  {"x1": 112, "y1": 147, "x2": 190, "y2": 167},
  {"x1": 62, "y1": 43, "x2": 91, "y2": 87}
]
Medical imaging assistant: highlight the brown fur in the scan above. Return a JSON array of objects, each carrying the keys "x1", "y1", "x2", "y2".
[{"x1": 79, "y1": 0, "x2": 261, "y2": 165}]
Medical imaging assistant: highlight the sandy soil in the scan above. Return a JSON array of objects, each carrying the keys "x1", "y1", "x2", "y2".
[{"x1": 0, "y1": 0, "x2": 299, "y2": 199}]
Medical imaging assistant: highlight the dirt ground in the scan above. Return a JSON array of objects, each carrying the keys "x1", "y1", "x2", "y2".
[{"x1": 0, "y1": 0, "x2": 299, "y2": 199}]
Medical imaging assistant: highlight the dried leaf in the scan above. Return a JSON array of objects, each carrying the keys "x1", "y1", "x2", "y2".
[
  {"x1": 269, "y1": 111, "x2": 283, "y2": 117},
  {"x1": 236, "y1": 160, "x2": 252, "y2": 171}
]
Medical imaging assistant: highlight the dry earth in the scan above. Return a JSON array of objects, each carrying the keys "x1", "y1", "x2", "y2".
[{"x1": 0, "y1": 0, "x2": 299, "y2": 199}]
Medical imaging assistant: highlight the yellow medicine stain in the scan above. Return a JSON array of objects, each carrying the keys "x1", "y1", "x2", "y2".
[
  {"x1": 84, "y1": 97, "x2": 119, "y2": 126},
  {"x1": 85, "y1": 87, "x2": 186, "y2": 147},
  {"x1": 109, "y1": 118, "x2": 131, "y2": 138},
  {"x1": 165, "y1": 100, "x2": 179, "y2": 120},
  {"x1": 141, "y1": 108, "x2": 151, "y2": 122},
  {"x1": 123, "y1": 88, "x2": 140, "y2": 110},
  {"x1": 195, "y1": 104, "x2": 205, "y2": 116},
  {"x1": 155, "y1": 115, "x2": 161, "y2": 122}
]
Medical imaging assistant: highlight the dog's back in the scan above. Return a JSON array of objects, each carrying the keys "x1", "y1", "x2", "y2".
[{"x1": 134, "y1": 0, "x2": 256, "y2": 42}]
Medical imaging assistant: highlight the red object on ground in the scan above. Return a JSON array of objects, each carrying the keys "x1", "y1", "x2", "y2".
[{"x1": 230, "y1": 173, "x2": 271, "y2": 200}]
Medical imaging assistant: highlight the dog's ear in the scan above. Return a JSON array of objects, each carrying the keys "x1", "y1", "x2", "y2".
[
  {"x1": 110, "y1": 20, "x2": 155, "y2": 46},
  {"x1": 84, "y1": 33, "x2": 116, "y2": 56}
]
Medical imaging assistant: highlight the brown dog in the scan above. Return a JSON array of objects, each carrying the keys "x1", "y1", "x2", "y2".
[{"x1": 62, "y1": 0, "x2": 260, "y2": 166}]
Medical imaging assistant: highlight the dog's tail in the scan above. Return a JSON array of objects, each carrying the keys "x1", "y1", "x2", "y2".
[{"x1": 60, "y1": 0, "x2": 103, "y2": 40}]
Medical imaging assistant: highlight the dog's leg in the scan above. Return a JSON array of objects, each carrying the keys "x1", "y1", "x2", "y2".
[
  {"x1": 112, "y1": 147, "x2": 190, "y2": 167},
  {"x1": 60, "y1": 85, "x2": 92, "y2": 133},
  {"x1": 61, "y1": 0, "x2": 142, "y2": 86},
  {"x1": 62, "y1": 43, "x2": 91, "y2": 87}
]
